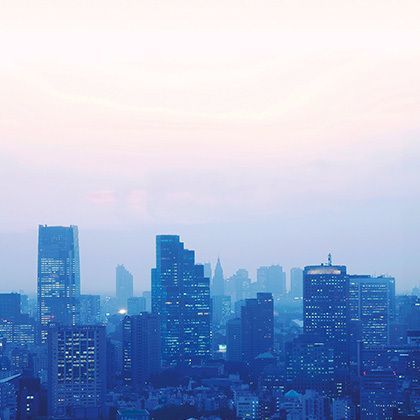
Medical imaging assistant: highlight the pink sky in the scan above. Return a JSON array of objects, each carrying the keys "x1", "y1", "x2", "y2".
[{"x1": 0, "y1": 1, "x2": 419, "y2": 292}]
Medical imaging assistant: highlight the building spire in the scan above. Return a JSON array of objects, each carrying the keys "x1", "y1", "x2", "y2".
[{"x1": 328, "y1": 253, "x2": 332, "y2": 266}]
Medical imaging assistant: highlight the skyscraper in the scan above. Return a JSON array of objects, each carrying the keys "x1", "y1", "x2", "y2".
[
  {"x1": 290, "y1": 267, "x2": 303, "y2": 298},
  {"x1": 349, "y1": 275, "x2": 395, "y2": 348},
  {"x1": 48, "y1": 325, "x2": 107, "y2": 418},
  {"x1": 122, "y1": 313, "x2": 161, "y2": 389},
  {"x1": 241, "y1": 292, "x2": 274, "y2": 362},
  {"x1": 226, "y1": 318, "x2": 242, "y2": 362},
  {"x1": 116, "y1": 265, "x2": 134, "y2": 309},
  {"x1": 303, "y1": 263, "x2": 349, "y2": 391},
  {"x1": 127, "y1": 296, "x2": 147, "y2": 315},
  {"x1": 257, "y1": 265, "x2": 286, "y2": 296},
  {"x1": 151, "y1": 235, "x2": 210, "y2": 366},
  {"x1": 37, "y1": 225, "x2": 80, "y2": 342},
  {"x1": 212, "y1": 258, "x2": 224, "y2": 296},
  {"x1": 79, "y1": 294, "x2": 101, "y2": 325}
]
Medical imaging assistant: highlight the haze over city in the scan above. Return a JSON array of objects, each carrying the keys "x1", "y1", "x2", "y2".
[{"x1": 1, "y1": 0, "x2": 420, "y2": 293}]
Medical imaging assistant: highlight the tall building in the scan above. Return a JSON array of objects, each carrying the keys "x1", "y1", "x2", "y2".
[
  {"x1": 0, "y1": 293, "x2": 21, "y2": 320},
  {"x1": 360, "y1": 369, "x2": 397, "y2": 419},
  {"x1": 349, "y1": 275, "x2": 395, "y2": 348},
  {"x1": 226, "y1": 318, "x2": 242, "y2": 362},
  {"x1": 285, "y1": 335, "x2": 335, "y2": 394},
  {"x1": 127, "y1": 297, "x2": 147, "y2": 315},
  {"x1": 79, "y1": 295, "x2": 101, "y2": 325},
  {"x1": 211, "y1": 295, "x2": 231, "y2": 326},
  {"x1": 48, "y1": 325, "x2": 107, "y2": 418},
  {"x1": 37, "y1": 225, "x2": 80, "y2": 343},
  {"x1": 241, "y1": 293, "x2": 274, "y2": 362},
  {"x1": 212, "y1": 258, "x2": 225, "y2": 296},
  {"x1": 303, "y1": 263, "x2": 349, "y2": 372},
  {"x1": 257, "y1": 265, "x2": 286, "y2": 296},
  {"x1": 122, "y1": 313, "x2": 161, "y2": 389},
  {"x1": 290, "y1": 267, "x2": 303, "y2": 298},
  {"x1": 151, "y1": 235, "x2": 210, "y2": 366},
  {"x1": 116, "y1": 265, "x2": 134, "y2": 309}
]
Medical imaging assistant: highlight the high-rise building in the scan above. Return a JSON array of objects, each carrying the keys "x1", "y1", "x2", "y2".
[
  {"x1": 257, "y1": 265, "x2": 286, "y2": 296},
  {"x1": 226, "y1": 318, "x2": 242, "y2": 362},
  {"x1": 303, "y1": 264, "x2": 349, "y2": 372},
  {"x1": 79, "y1": 295, "x2": 101, "y2": 325},
  {"x1": 227, "y1": 269, "x2": 251, "y2": 303},
  {"x1": 142, "y1": 291, "x2": 152, "y2": 312},
  {"x1": 0, "y1": 293, "x2": 21, "y2": 320},
  {"x1": 349, "y1": 276, "x2": 395, "y2": 348},
  {"x1": 211, "y1": 295, "x2": 231, "y2": 326},
  {"x1": 127, "y1": 297, "x2": 147, "y2": 315},
  {"x1": 360, "y1": 369, "x2": 397, "y2": 419},
  {"x1": 290, "y1": 267, "x2": 303, "y2": 298},
  {"x1": 16, "y1": 376, "x2": 47, "y2": 419},
  {"x1": 37, "y1": 225, "x2": 80, "y2": 343},
  {"x1": 241, "y1": 293, "x2": 274, "y2": 362},
  {"x1": 285, "y1": 334, "x2": 335, "y2": 394},
  {"x1": 212, "y1": 258, "x2": 224, "y2": 296},
  {"x1": 116, "y1": 265, "x2": 134, "y2": 309},
  {"x1": 48, "y1": 325, "x2": 107, "y2": 418},
  {"x1": 151, "y1": 235, "x2": 210, "y2": 366},
  {"x1": 122, "y1": 313, "x2": 161, "y2": 389}
]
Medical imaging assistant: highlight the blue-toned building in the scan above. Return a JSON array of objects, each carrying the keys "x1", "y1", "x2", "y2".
[
  {"x1": 303, "y1": 264, "x2": 349, "y2": 368},
  {"x1": 48, "y1": 324, "x2": 107, "y2": 418},
  {"x1": 122, "y1": 313, "x2": 161, "y2": 389},
  {"x1": 211, "y1": 258, "x2": 224, "y2": 296},
  {"x1": 241, "y1": 293, "x2": 274, "y2": 362},
  {"x1": 116, "y1": 265, "x2": 134, "y2": 309},
  {"x1": 349, "y1": 275, "x2": 395, "y2": 348},
  {"x1": 37, "y1": 225, "x2": 80, "y2": 342},
  {"x1": 256, "y1": 265, "x2": 286, "y2": 297},
  {"x1": 151, "y1": 235, "x2": 210, "y2": 366}
]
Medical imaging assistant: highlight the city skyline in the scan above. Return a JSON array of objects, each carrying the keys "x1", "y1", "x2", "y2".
[
  {"x1": 1, "y1": 1, "x2": 420, "y2": 293},
  {"x1": 0, "y1": 224, "x2": 416, "y2": 294}
]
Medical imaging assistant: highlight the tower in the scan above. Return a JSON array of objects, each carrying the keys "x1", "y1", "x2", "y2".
[{"x1": 37, "y1": 225, "x2": 80, "y2": 343}]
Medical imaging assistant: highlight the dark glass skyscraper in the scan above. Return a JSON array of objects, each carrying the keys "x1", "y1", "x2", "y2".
[
  {"x1": 37, "y1": 225, "x2": 80, "y2": 342},
  {"x1": 303, "y1": 263, "x2": 349, "y2": 394},
  {"x1": 151, "y1": 235, "x2": 210, "y2": 366},
  {"x1": 122, "y1": 313, "x2": 161, "y2": 389},
  {"x1": 241, "y1": 292, "x2": 274, "y2": 362}
]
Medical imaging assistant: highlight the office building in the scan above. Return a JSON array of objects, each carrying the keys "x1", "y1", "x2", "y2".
[
  {"x1": 211, "y1": 295, "x2": 231, "y2": 326},
  {"x1": 360, "y1": 369, "x2": 397, "y2": 419},
  {"x1": 122, "y1": 313, "x2": 161, "y2": 388},
  {"x1": 349, "y1": 275, "x2": 395, "y2": 348},
  {"x1": 116, "y1": 265, "x2": 134, "y2": 309},
  {"x1": 241, "y1": 293, "x2": 274, "y2": 362},
  {"x1": 79, "y1": 295, "x2": 101, "y2": 325},
  {"x1": 127, "y1": 297, "x2": 146, "y2": 315},
  {"x1": 257, "y1": 265, "x2": 286, "y2": 296},
  {"x1": 48, "y1": 325, "x2": 107, "y2": 417},
  {"x1": 303, "y1": 263, "x2": 349, "y2": 371},
  {"x1": 37, "y1": 225, "x2": 80, "y2": 342},
  {"x1": 290, "y1": 267, "x2": 303, "y2": 298},
  {"x1": 226, "y1": 318, "x2": 242, "y2": 362},
  {"x1": 151, "y1": 235, "x2": 210, "y2": 366},
  {"x1": 212, "y1": 258, "x2": 224, "y2": 296}
]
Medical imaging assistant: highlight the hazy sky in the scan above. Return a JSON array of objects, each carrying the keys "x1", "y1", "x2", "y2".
[{"x1": 1, "y1": 1, "x2": 419, "y2": 294}]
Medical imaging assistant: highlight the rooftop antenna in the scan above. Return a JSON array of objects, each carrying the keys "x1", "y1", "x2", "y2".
[{"x1": 327, "y1": 253, "x2": 332, "y2": 266}]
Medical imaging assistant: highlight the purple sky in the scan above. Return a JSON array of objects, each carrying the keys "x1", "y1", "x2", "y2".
[{"x1": 0, "y1": 1, "x2": 419, "y2": 293}]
